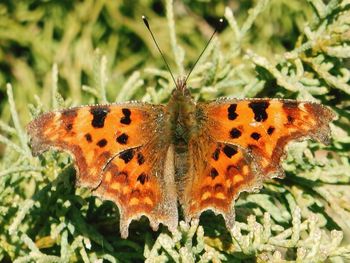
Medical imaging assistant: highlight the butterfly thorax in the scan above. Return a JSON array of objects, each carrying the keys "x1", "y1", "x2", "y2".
[{"x1": 167, "y1": 80, "x2": 198, "y2": 153}]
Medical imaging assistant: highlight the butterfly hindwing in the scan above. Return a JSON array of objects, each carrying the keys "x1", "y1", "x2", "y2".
[
  {"x1": 27, "y1": 103, "x2": 177, "y2": 238},
  {"x1": 182, "y1": 140, "x2": 259, "y2": 228}
]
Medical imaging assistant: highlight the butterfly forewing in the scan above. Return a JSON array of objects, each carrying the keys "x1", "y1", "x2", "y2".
[
  {"x1": 27, "y1": 103, "x2": 177, "y2": 238},
  {"x1": 203, "y1": 99, "x2": 334, "y2": 177}
]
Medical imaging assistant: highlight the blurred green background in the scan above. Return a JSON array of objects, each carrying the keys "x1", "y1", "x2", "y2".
[
  {"x1": 0, "y1": 0, "x2": 313, "y2": 123},
  {"x1": 1, "y1": 0, "x2": 349, "y2": 262}
]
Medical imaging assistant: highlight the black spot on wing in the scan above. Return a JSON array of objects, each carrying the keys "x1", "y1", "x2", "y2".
[
  {"x1": 61, "y1": 109, "x2": 77, "y2": 132},
  {"x1": 97, "y1": 139, "x2": 107, "y2": 148},
  {"x1": 212, "y1": 148, "x2": 220, "y2": 161},
  {"x1": 282, "y1": 101, "x2": 298, "y2": 125},
  {"x1": 230, "y1": 128, "x2": 241, "y2": 139},
  {"x1": 119, "y1": 149, "x2": 134, "y2": 163},
  {"x1": 120, "y1": 108, "x2": 131, "y2": 125},
  {"x1": 137, "y1": 152, "x2": 145, "y2": 165},
  {"x1": 267, "y1": 126, "x2": 275, "y2": 135},
  {"x1": 65, "y1": 123, "x2": 73, "y2": 131},
  {"x1": 223, "y1": 145, "x2": 238, "y2": 158},
  {"x1": 116, "y1": 133, "x2": 128, "y2": 144},
  {"x1": 137, "y1": 173, "x2": 148, "y2": 184},
  {"x1": 210, "y1": 168, "x2": 219, "y2": 179},
  {"x1": 248, "y1": 101, "x2": 270, "y2": 122},
  {"x1": 251, "y1": 132, "x2": 261, "y2": 141},
  {"x1": 85, "y1": 133, "x2": 92, "y2": 142},
  {"x1": 90, "y1": 107, "x2": 110, "y2": 128},
  {"x1": 228, "y1": 104, "x2": 238, "y2": 120}
]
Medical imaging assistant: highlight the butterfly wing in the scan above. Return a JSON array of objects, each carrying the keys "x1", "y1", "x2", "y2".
[
  {"x1": 204, "y1": 99, "x2": 334, "y2": 176},
  {"x1": 181, "y1": 98, "x2": 334, "y2": 227},
  {"x1": 181, "y1": 138, "x2": 259, "y2": 228},
  {"x1": 27, "y1": 103, "x2": 177, "y2": 238}
]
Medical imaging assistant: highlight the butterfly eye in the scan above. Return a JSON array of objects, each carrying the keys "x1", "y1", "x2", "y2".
[{"x1": 184, "y1": 88, "x2": 191, "y2": 96}]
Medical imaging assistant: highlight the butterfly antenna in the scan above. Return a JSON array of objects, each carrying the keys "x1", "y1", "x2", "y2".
[
  {"x1": 184, "y1": 18, "x2": 224, "y2": 84},
  {"x1": 142, "y1": 15, "x2": 177, "y2": 87}
]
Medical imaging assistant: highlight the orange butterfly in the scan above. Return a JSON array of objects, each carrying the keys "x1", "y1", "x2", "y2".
[{"x1": 26, "y1": 18, "x2": 335, "y2": 238}]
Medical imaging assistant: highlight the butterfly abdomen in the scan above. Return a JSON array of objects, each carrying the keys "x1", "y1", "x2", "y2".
[{"x1": 167, "y1": 86, "x2": 206, "y2": 182}]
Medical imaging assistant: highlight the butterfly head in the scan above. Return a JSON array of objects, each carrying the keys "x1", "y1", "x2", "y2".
[
  {"x1": 175, "y1": 77, "x2": 190, "y2": 96},
  {"x1": 167, "y1": 77, "x2": 194, "y2": 111},
  {"x1": 170, "y1": 77, "x2": 192, "y2": 102}
]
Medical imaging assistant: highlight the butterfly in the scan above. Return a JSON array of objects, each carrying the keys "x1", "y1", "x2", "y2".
[
  {"x1": 26, "y1": 18, "x2": 335, "y2": 238},
  {"x1": 26, "y1": 77, "x2": 334, "y2": 238}
]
